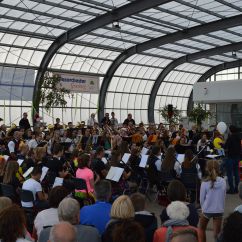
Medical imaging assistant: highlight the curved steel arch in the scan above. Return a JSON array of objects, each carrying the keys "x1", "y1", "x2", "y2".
[
  {"x1": 98, "y1": 14, "x2": 242, "y2": 121},
  {"x1": 32, "y1": 0, "x2": 172, "y2": 114},
  {"x1": 148, "y1": 42, "x2": 242, "y2": 122},
  {"x1": 186, "y1": 59, "x2": 242, "y2": 113}
]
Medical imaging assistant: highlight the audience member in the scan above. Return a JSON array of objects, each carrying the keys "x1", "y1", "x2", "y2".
[
  {"x1": 0, "y1": 196, "x2": 12, "y2": 212},
  {"x1": 171, "y1": 229, "x2": 198, "y2": 242},
  {"x1": 39, "y1": 198, "x2": 100, "y2": 242},
  {"x1": 160, "y1": 180, "x2": 199, "y2": 227},
  {"x1": 19, "y1": 112, "x2": 31, "y2": 131},
  {"x1": 102, "y1": 195, "x2": 135, "y2": 242},
  {"x1": 0, "y1": 205, "x2": 32, "y2": 242},
  {"x1": 153, "y1": 201, "x2": 202, "y2": 242},
  {"x1": 130, "y1": 192, "x2": 157, "y2": 242},
  {"x1": 220, "y1": 211, "x2": 242, "y2": 242},
  {"x1": 234, "y1": 182, "x2": 242, "y2": 212},
  {"x1": 112, "y1": 220, "x2": 145, "y2": 242},
  {"x1": 48, "y1": 222, "x2": 77, "y2": 242},
  {"x1": 80, "y1": 180, "x2": 112, "y2": 234},
  {"x1": 34, "y1": 186, "x2": 69, "y2": 238}
]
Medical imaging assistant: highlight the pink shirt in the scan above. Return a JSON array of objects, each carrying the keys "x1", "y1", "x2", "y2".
[{"x1": 76, "y1": 167, "x2": 94, "y2": 193}]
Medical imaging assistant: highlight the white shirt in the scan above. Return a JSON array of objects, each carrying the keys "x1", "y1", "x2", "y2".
[
  {"x1": 87, "y1": 117, "x2": 97, "y2": 127},
  {"x1": 28, "y1": 139, "x2": 38, "y2": 149},
  {"x1": 8, "y1": 140, "x2": 15, "y2": 153},
  {"x1": 34, "y1": 208, "x2": 59, "y2": 238},
  {"x1": 22, "y1": 178, "x2": 42, "y2": 207}
]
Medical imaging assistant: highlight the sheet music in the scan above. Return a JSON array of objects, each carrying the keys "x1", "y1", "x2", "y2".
[
  {"x1": 122, "y1": 153, "x2": 131, "y2": 164},
  {"x1": 106, "y1": 166, "x2": 124, "y2": 182},
  {"x1": 101, "y1": 157, "x2": 108, "y2": 164},
  {"x1": 17, "y1": 159, "x2": 24, "y2": 166},
  {"x1": 141, "y1": 147, "x2": 149, "y2": 155},
  {"x1": 177, "y1": 154, "x2": 185, "y2": 163},
  {"x1": 40, "y1": 166, "x2": 49, "y2": 182},
  {"x1": 139, "y1": 154, "x2": 149, "y2": 168},
  {"x1": 53, "y1": 177, "x2": 64, "y2": 187},
  {"x1": 206, "y1": 154, "x2": 220, "y2": 159},
  {"x1": 23, "y1": 167, "x2": 34, "y2": 178}
]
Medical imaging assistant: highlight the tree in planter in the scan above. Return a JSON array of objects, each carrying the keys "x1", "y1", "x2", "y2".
[
  {"x1": 159, "y1": 105, "x2": 181, "y2": 124},
  {"x1": 188, "y1": 103, "x2": 212, "y2": 129},
  {"x1": 39, "y1": 73, "x2": 71, "y2": 112}
]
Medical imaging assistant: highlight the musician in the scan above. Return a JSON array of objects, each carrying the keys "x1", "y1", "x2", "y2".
[
  {"x1": 54, "y1": 118, "x2": 62, "y2": 130},
  {"x1": 91, "y1": 146, "x2": 107, "y2": 180},
  {"x1": 80, "y1": 128, "x2": 92, "y2": 151},
  {"x1": 3, "y1": 160, "x2": 22, "y2": 202},
  {"x1": 8, "y1": 131, "x2": 21, "y2": 158},
  {"x1": 46, "y1": 144, "x2": 68, "y2": 178},
  {"x1": 110, "y1": 112, "x2": 118, "y2": 128},
  {"x1": 19, "y1": 112, "x2": 31, "y2": 131},
  {"x1": 22, "y1": 166, "x2": 48, "y2": 209},
  {"x1": 123, "y1": 113, "x2": 135, "y2": 126},
  {"x1": 101, "y1": 113, "x2": 111, "y2": 127},
  {"x1": 87, "y1": 113, "x2": 97, "y2": 128},
  {"x1": 27, "y1": 132, "x2": 42, "y2": 149},
  {"x1": 0, "y1": 124, "x2": 7, "y2": 139}
]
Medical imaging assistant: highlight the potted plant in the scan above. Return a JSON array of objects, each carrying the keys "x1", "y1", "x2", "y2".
[
  {"x1": 159, "y1": 104, "x2": 181, "y2": 124},
  {"x1": 188, "y1": 103, "x2": 212, "y2": 130}
]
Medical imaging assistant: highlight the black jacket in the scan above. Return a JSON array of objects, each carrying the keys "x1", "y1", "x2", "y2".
[{"x1": 225, "y1": 133, "x2": 241, "y2": 158}]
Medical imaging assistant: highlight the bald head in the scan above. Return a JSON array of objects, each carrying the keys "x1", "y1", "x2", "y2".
[
  {"x1": 171, "y1": 229, "x2": 198, "y2": 242},
  {"x1": 48, "y1": 222, "x2": 77, "y2": 242}
]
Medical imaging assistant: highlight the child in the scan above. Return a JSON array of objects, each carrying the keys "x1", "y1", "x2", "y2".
[{"x1": 199, "y1": 160, "x2": 226, "y2": 242}]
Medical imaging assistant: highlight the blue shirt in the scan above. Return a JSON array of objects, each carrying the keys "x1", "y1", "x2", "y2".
[{"x1": 80, "y1": 201, "x2": 111, "y2": 234}]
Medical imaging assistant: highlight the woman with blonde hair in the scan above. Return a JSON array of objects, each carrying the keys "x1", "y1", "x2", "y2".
[
  {"x1": 3, "y1": 160, "x2": 22, "y2": 189},
  {"x1": 103, "y1": 195, "x2": 135, "y2": 242},
  {"x1": 199, "y1": 159, "x2": 226, "y2": 242}
]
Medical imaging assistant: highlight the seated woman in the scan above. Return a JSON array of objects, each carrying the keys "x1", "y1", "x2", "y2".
[
  {"x1": 160, "y1": 146, "x2": 180, "y2": 181},
  {"x1": 3, "y1": 160, "x2": 23, "y2": 198},
  {"x1": 108, "y1": 150, "x2": 132, "y2": 197},
  {"x1": 102, "y1": 195, "x2": 136, "y2": 242},
  {"x1": 160, "y1": 180, "x2": 199, "y2": 227},
  {"x1": 181, "y1": 149, "x2": 202, "y2": 180},
  {"x1": 75, "y1": 153, "x2": 95, "y2": 198},
  {"x1": 154, "y1": 201, "x2": 203, "y2": 242},
  {"x1": 0, "y1": 205, "x2": 33, "y2": 242}
]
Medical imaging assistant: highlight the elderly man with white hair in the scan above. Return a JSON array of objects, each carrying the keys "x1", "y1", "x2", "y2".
[
  {"x1": 153, "y1": 201, "x2": 203, "y2": 242},
  {"x1": 39, "y1": 198, "x2": 100, "y2": 242}
]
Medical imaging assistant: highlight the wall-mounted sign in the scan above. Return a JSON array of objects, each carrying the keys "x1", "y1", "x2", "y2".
[{"x1": 55, "y1": 73, "x2": 99, "y2": 94}]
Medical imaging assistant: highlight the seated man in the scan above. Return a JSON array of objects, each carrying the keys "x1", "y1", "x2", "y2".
[
  {"x1": 39, "y1": 198, "x2": 100, "y2": 242},
  {"x1": 130, "y1": 193, "x2": 157, "y2": 242},
  {"x1": 22, "y1": 166, "x2": 48, "y2": 209},
  {"x1": 48, "y1": 222, "x2": 77, "y2": 242},
  {"x1": 80, "y1": 180, "x2": 112, "y2": 234}
]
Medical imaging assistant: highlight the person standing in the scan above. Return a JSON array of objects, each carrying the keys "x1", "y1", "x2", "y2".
[
  {"x1": 110, "y1": 112, "x2": 118, "y2": 128},
  {"x1": 224, "y1": 125, "x2": 241, "y2": 194},
  {"x1": 87, "y1": 113, "x2": 97, "y2": 128},
  {"x1": 19, "y1": 112, "x2": 31, "y2": 131},
  {"x1": 199, "y1": 160, "x2": 226, "y2": 242}
]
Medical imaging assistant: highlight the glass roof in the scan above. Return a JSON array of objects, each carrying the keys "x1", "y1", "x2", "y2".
[{"x1": 1, "y1": 0, "x2": 242, "y2": 124}]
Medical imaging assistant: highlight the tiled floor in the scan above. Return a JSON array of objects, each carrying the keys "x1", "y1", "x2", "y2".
[{"x1": 146, "y1": 192, "x2": 241, "y2": 242}]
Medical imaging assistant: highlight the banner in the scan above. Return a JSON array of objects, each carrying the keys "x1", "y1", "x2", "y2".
[{"x1": 56, "y1": 73, "x2": 99, "y2": 94}]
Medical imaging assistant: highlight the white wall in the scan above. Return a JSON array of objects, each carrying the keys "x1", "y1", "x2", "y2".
[{"x1": 193, "y1": 80, "x2": 242, "y2": 103}]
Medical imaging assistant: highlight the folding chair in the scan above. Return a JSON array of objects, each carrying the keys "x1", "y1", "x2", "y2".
[
  {"x1": 71, "y1": 178, "x2": 94, "y2": 205},
  {"x1": 19, "y1": 189, "x2": 36, "y2": 234}
]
